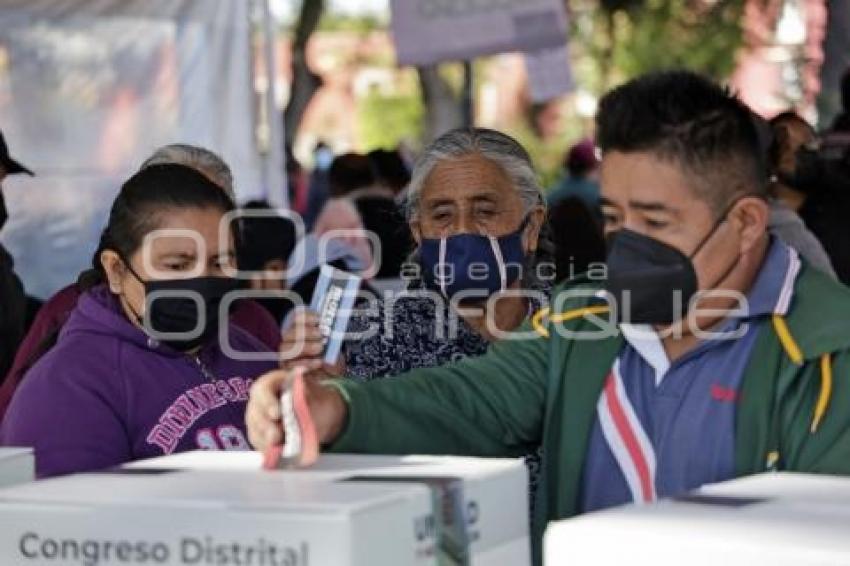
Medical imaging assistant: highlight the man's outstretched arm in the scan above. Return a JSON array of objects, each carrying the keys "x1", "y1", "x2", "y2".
[{"x1": 246, "y1": 325, "x2": 549, "y2": 459}]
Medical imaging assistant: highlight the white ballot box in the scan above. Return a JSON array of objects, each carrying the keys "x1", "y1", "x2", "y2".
[
  {"x1": 0, "y1": 468, "x2": 436, "y2": 566},
  {"x1": 544, "y1": 472, "x2": 850, "y2": 566},
  {"x1": 127, "y1": 451, "x2": 532, "y2": 566},
  {"x1": 0, "y1": 447, "x2": 33, "y2": 488}
]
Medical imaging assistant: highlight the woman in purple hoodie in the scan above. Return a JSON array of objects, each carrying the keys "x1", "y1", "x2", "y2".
[{"x1": 0, "y1": 164, "x2": 278, "y2": 477}]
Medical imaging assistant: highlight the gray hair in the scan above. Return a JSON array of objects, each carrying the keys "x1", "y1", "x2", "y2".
[
  {"x1": 403, "y1": 128, "x2": 555, "y2": 291},
  {"x1": 140, "y1": 144, "x2": 235, "y2": 200},
  {"x1": 406, "y1": 127, "x2": 545, "y2": 221}
]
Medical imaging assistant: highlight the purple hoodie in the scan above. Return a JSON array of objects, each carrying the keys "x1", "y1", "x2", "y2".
[{"x1": 0, "y1": 285, "x2": 277, "y2": 477}]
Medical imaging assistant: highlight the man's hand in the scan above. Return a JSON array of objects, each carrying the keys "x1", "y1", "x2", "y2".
[
  {"x1": 279, "y1": 308, "x2": 346, "y2": 380},
  {"x1": 246, "y1": 368, "x2": 348, "y2": 452}
]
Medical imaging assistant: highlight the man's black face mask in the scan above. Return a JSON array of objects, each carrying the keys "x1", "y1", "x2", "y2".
[
  {"x1": 604, "y1": 229, "x2": 699, "y2": 324},
  {"x1": 604, "y1": 201, "x2": 741, "y2": 325}
]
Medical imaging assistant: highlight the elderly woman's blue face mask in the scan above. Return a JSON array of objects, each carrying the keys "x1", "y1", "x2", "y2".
[
  {"x1": 413, "y1": 152, "x2": 540, "y2": 300},
  {"x1": 419, "y1": 216, "x2": 530, "y2": 300}
]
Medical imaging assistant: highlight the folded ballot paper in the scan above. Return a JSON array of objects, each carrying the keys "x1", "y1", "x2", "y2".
[
  {"x1": 263, "y1": 264, "x2": 360, "y2": 469},
  {"x1": 262, "y1": 370, "x2": 319, "y2": 470},
  {"x1": 125, "y1": 451, "x2": 531, "y2": 566},
  {"x1": 264, "y1": 264, "x2": 361, "y2": 470},
  {"x1": 309, "y1": 265, "x2": 361, "y2": 365}
]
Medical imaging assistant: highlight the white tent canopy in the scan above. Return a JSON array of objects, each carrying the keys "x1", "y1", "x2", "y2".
[{"x1": 0, "y1": 0, "x2": 284, "y2": 299}]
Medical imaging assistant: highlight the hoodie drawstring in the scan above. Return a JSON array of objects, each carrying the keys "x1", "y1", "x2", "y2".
[
  {"x1": 772, "y1": 314, "x2": 833, "y2": 435},
  {"x1": 772, "y1": 314, "x2": 803, "y2": 365},
  {"x1": 811, "y1": 353, "x2": 833, "y2": 434},
  {"x1": 532, "y1": 306, "x2": 611, "y2": 338}
]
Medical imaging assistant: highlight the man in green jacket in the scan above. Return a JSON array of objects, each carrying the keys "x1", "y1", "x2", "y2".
[{"x1": 247, "y1": 71, "x2": 850, "y2": 561}]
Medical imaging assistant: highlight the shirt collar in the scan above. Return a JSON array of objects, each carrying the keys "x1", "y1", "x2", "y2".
[
  {"x1": 618, "y1": 237, "x2": 801, "y2": 385},
  {"x1": 620, "y1": 323, "x2": 670, "y2": 384},
  {"x1": 617, "y1": 237, "x2": 802, "y2": 336},
  {"x1": 743, "y1": 236, "x2": 800, "y2": 318}
]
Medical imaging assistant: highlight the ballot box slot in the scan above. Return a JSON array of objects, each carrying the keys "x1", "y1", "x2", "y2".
[
  {"x1": 94, "y1": 467, "x2": 180, "y2": 476},
  {"x1": 672, "y1": 494, "x2": 769, "y2": 508}
]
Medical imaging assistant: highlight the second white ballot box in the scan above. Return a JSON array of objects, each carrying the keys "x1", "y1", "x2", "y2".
[
  {"x1": 127, "y1": 451, "x2": 532, "y2": 566},
  {"x1": 544, "y1": 472, "x2": 850, "y2": 566},
  {"x1": 0, "y1": 467, "x2": 436, "y2": 566},
  {"x1": 0, "y1": 447, "x2": 34, "y2": 488}
]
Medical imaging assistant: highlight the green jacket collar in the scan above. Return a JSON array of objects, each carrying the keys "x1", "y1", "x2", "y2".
[{"x1": 779, "y1": 264, "x2": 850, "y2": 361}]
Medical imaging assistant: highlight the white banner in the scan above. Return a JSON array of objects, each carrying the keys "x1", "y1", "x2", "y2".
[
  {"x1": 525, "y1": 44, "x2": 575, "y2": 103},
  {"x1": 390, "y1": 0, "x2": 569, "y2": 66}
]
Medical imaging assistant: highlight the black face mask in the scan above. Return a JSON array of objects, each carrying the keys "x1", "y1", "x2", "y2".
[
  {"x1": 123, "y1": 261, "x2": 239, "y2": 352},
  {"x1": 604, "y1": 206, "x2": 739, "y2": 325}
]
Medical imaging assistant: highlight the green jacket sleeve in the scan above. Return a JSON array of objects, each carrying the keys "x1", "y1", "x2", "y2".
[
  {"x1": 783, "y1": 350, "x2": 850, "y2": 474},
  {"x1": 329, "y1": 319, "x2": 548, "y2": 458}
]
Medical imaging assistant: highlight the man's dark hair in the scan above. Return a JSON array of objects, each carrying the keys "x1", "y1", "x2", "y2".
[
  {"x1": 367, "y1": 148, "x2": 410, "y2": 194},
  {"x1": 767, "y1": 110, "x2": 815, "y2": 178},
  {"x1": 237, "y1": 200, "x2": 297, "y2": 272},
  {"x1": 769, "y1": 110, "x2": 814, "y2": 132},
  {"x1": 596, "y1": 70, "x2": 768, "y2": 213},
  {"x1": 566, "y1": 155, "x2": 593, "y2": 178},
  {"x1": 328, "y1": 153, "x2": 376, "y2": 197}
]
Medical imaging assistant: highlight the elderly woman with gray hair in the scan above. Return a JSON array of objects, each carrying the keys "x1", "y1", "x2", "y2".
[
  {"x1": 281, "y1": 127, "x2": 553, "y2": 378},
  {"x1": 351, "y1": 127, "x2": 551, "y2": 375},
  {"x1": 278, "y1": 127, "x2": 553, "y2": 510}
]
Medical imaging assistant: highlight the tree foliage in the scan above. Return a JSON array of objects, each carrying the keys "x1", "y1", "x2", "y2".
[
  {"x1": 616, "y1": 0, "x2": 744, "y2": 79},
  {"x1": 358, "y1": 89, "x2": 424, "y2": 151},
  {"x1": 572, "y1": 0, "x2": 745, "y2": 92}
]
